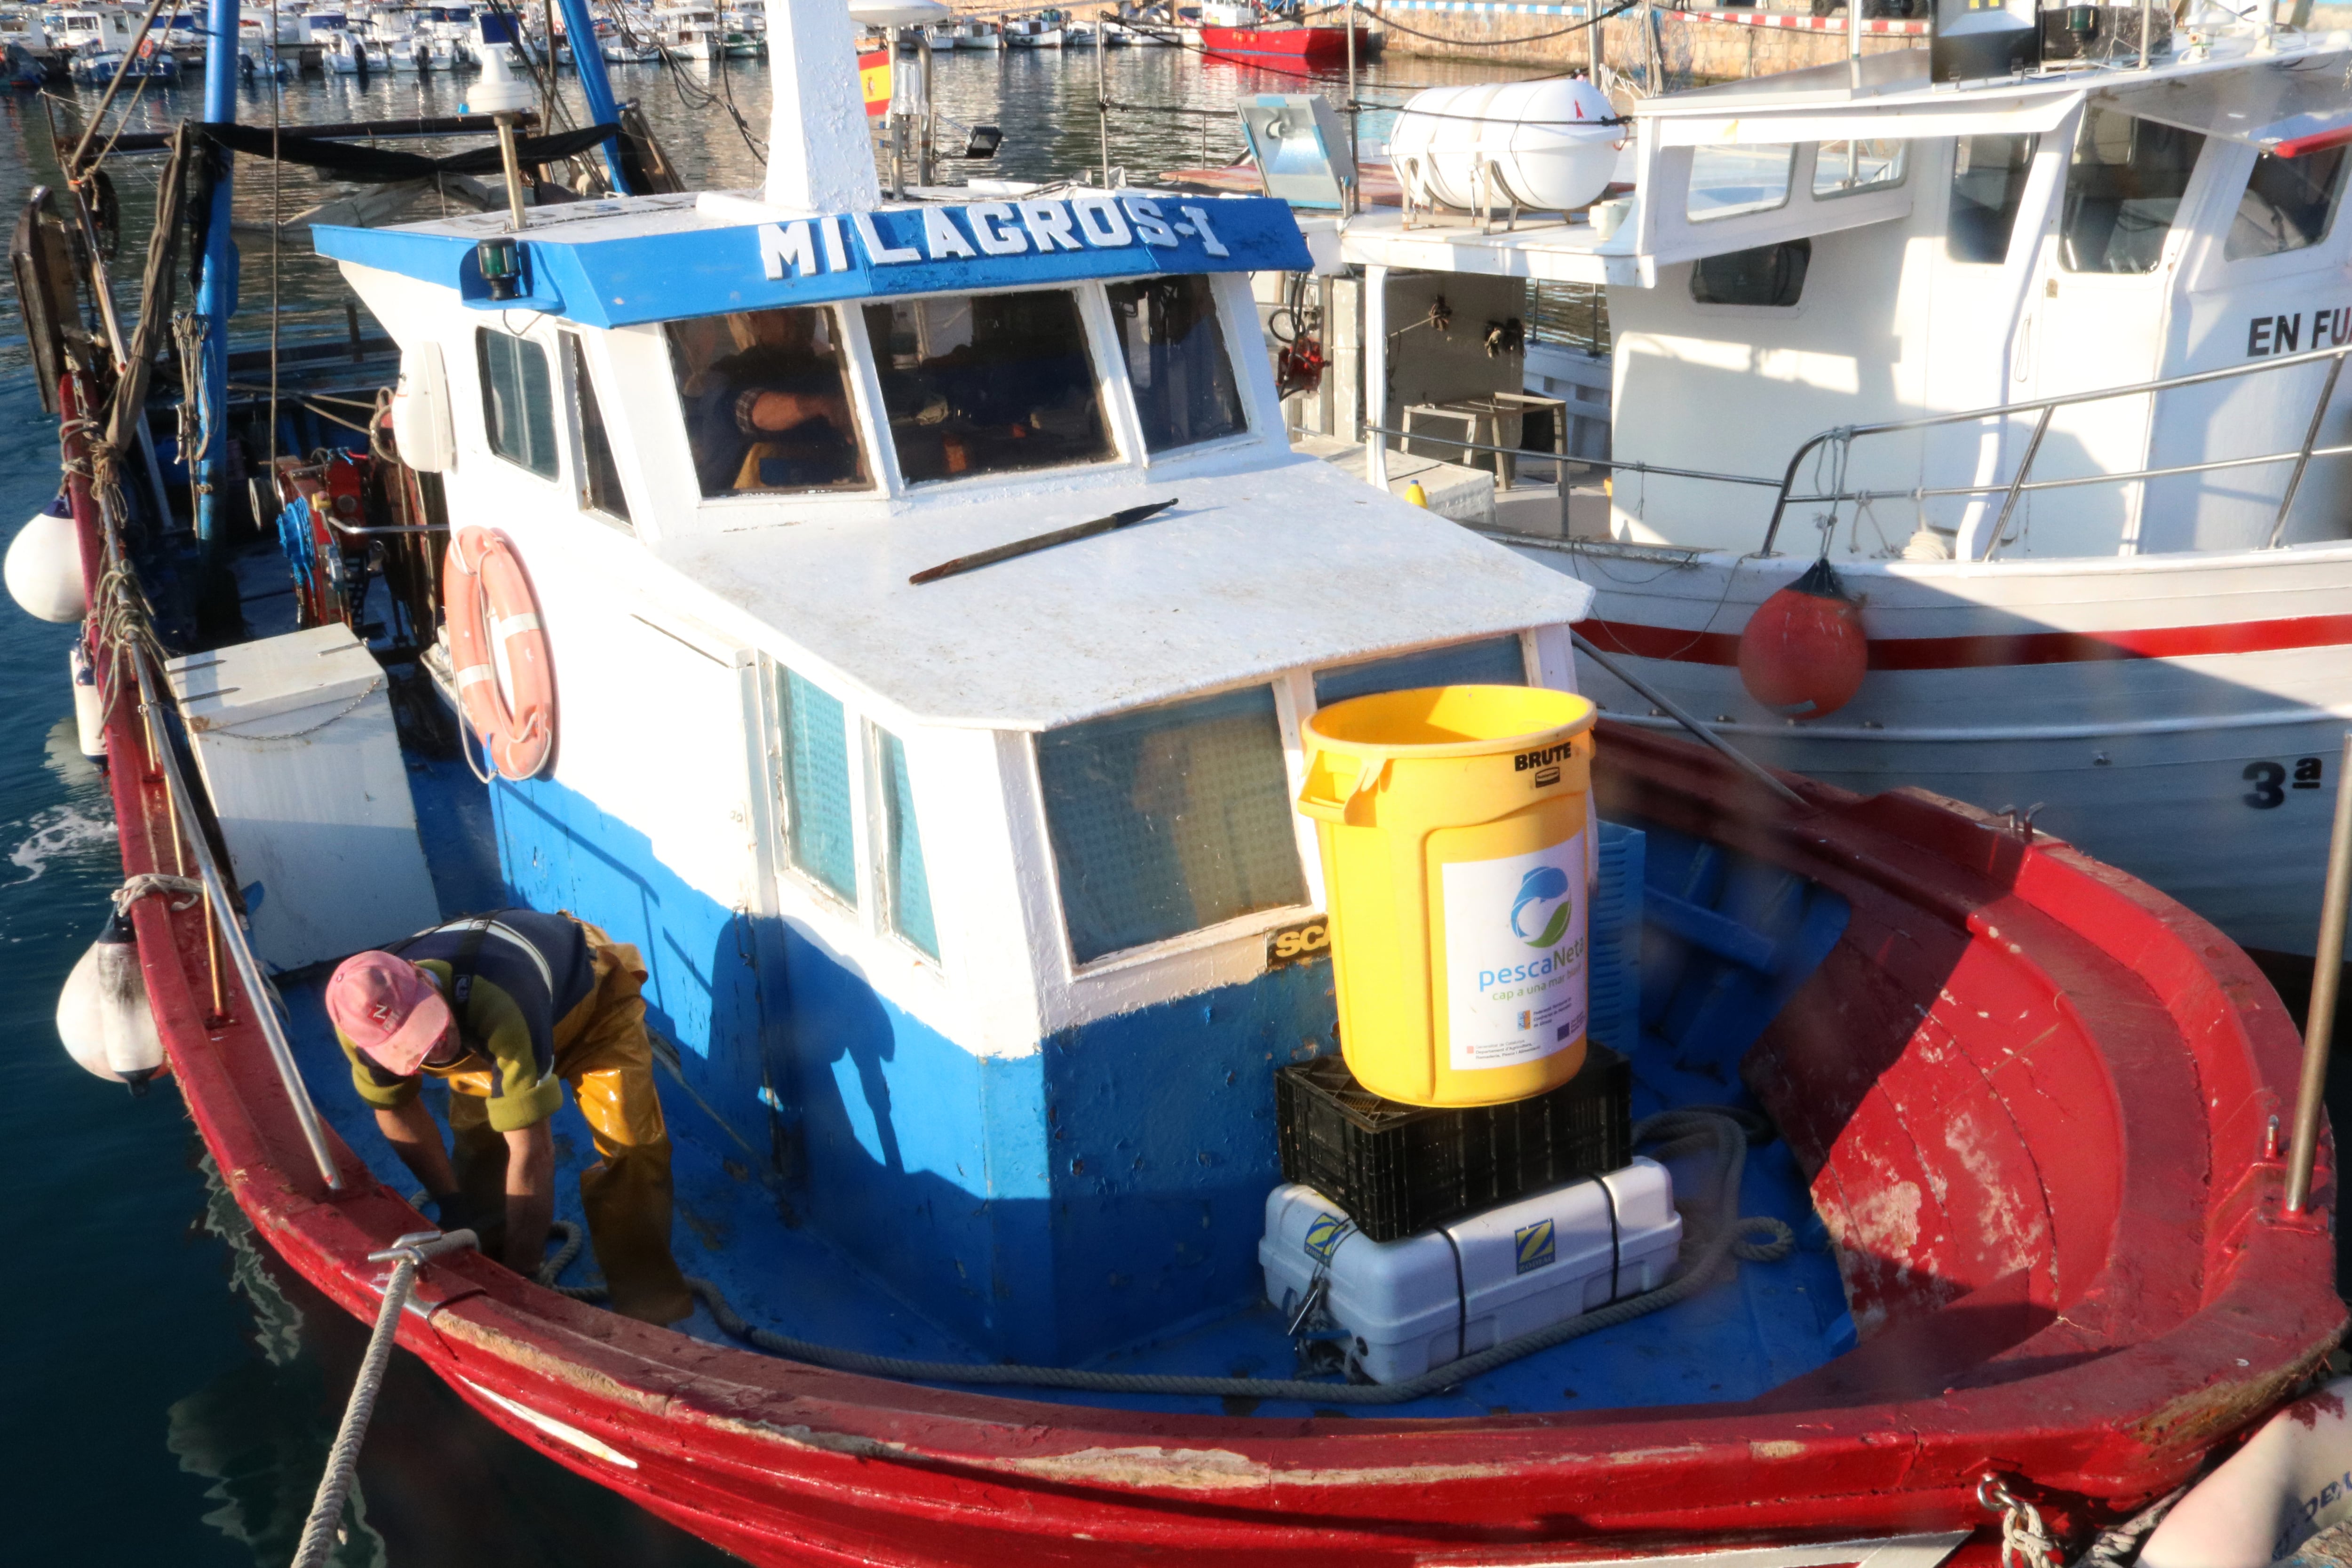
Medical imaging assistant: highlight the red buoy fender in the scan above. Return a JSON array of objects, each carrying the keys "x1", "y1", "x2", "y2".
[
  {"x1": 444, "y1": 526, "x2": 556, "y2": 780},
  {"x1": 1736, "y1": 558, "x2": 1867, "y2": 720}
]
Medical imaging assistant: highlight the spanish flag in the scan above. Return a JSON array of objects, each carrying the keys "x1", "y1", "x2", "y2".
[{"x1": 858, "y1": 47, "x2": 892, "y2": 118}]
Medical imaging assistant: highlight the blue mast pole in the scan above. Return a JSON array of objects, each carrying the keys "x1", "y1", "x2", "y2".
[
  {"x1": 195, "y1": 0, "x2": 240, "y2": 549},
  {"x1": 548, "y1": 0, "x2": 634, "y2": 195}
]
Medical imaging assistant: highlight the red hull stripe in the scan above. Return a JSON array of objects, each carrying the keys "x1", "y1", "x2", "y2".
[{"x1": 1579, "y1": 612, "x2": 2352, "y2": 671}]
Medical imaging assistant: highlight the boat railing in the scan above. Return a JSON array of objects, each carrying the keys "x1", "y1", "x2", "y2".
[
  {"x1": 1756, "y1": 338, "x2": 2352, "y2": 558},
  {"x1": 1359, "y1": 423, "x2": 1783, "y2": 493},
  {"x1": 1365, "y1": 338, "x2": 2352, "y2": 562},
  {"x1": 128, "y1": 640, "x2": 346, "y2": 1191}
]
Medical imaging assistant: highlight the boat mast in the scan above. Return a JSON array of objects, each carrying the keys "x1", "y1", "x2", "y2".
[
  {"x1": 548, "y1": 0, "x2": 632, "y2": 193},
  {"x1": 197, "y1": 0, "x2": 239, "y2": 551}
]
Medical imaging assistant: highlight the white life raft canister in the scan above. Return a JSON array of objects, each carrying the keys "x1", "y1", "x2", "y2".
[{"x1": 1388, "y1": 78, "x2": 1621, "y2": 215}]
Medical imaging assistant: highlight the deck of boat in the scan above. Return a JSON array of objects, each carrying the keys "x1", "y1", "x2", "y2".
[{"x1": 270, "y1": 716, "x2": 1856, "y2": 1422}]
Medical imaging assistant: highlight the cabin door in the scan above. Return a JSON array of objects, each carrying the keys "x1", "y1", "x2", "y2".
[{"x1": 2017, "y1": 104, "x2": 2205, "y2": 557}]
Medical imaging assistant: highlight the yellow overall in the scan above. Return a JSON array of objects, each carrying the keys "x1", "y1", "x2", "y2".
[{"x1": 439, "y1": 922, "x2": 694, "y2": 1325}]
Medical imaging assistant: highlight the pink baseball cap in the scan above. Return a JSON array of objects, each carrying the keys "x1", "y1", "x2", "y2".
[{"x1": 326, "y1": 951, "x2": 451, "y2": 1076}]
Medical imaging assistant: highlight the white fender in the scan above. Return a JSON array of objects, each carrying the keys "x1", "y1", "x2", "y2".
[
  {"x1": 2143, "y1": 1377, "x2": 2352, "y2": 1568},
  {"x1": 6, "y1": 503, "x2": 86, "y2": 623},
  {"x1": 57, "y1": 917, "x2": 165, "y2": 1090},
  {"x1": 71, "y1": 638, "x2": 106, "y2": 761}
]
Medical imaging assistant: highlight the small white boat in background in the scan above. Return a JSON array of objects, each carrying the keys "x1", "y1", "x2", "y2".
[
  {"x1": 320, "y1": 27, "x2": 368, "y2": 72},
  {"x1": 1004, "y1": 18, "x2": 1062, "y2": 47},
  {"x1": 720, "y1": 0, "x2": 765, "y2": 56},
  {"x1": 958, "y1": 19, "x2": 1002, "y2": 48},
  {"x1": 600, "y1": 31, "x2": 661, "y2": 62},
  {"x1": 653, "y1": 0, "x2": 723, "y2": 59}
]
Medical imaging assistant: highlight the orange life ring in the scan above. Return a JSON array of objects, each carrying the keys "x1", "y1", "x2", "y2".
[{"x1": 444, "y1": 526, "x2": 556, "y2": 780}]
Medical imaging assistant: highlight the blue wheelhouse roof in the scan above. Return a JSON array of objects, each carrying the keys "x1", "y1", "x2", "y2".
[{"x1": 314, "y1": 190, "x2": 1312, "y2": 327}]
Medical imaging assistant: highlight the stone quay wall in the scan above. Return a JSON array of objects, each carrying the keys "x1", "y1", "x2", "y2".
[{"x1": 1367, "y1": 7, "x2": 1917, "y2": 83}]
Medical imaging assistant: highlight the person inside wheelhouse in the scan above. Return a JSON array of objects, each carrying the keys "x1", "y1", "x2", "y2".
[{"x1": 667, "y1": 305, "x2": 865, "y2": 495}]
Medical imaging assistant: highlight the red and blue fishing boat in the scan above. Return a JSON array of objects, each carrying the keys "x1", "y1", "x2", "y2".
[{"x1": 12, "y1": 0, "x2": 2346, "y2": 1562}]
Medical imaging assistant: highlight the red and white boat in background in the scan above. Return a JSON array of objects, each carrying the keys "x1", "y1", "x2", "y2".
[
  {"x1": 1310, "y1": 7, "x2": 2352, "y2": 959},
  {"x1": 1197, "y1": 0, "x2": 1374, "y2": 62}
]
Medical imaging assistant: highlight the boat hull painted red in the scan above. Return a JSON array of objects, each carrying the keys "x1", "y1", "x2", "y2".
[
  {"x1": 67, "y1": 385, "x2": 2341, "y2": 1564},
  {"x1": 1198, "y1": 24, "x2": 1369, "y2": 61}
]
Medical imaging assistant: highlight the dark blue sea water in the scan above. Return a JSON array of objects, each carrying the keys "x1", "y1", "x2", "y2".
[{"x1": 0, "y1": 44, "x2": 1548, "y2": 1566}]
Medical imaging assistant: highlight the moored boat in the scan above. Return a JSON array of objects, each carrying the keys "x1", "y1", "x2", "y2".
[
  {"x1": 13, "y1": 0, "x2": 2347, "y2": 1562},
  {"x1": 1275, "y1": 14, "x2": 2352, "y2": 964}
]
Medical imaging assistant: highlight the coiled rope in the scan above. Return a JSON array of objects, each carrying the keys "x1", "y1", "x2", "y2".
[{"x1": 537, "y1": 1107, "x2": 1791, "y2": 1405}]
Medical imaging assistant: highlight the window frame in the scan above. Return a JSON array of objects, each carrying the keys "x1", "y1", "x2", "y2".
[
  {"x1": 475, "y1": 325, "x2": 562, "y2": 482},
  {"x1": 771, "y1": 661, "x2": 863, "y2": 915},
  {"x1": 1026, "y1": 674, "x2": 1317, "y2": 977},
  {"x1": 1686, "y1": 239, "x2": 1814, "y2": 310},
  {"x1": 559, "y1": 330, "x2": 635, "y2": 531},
  {"x1": 1944, "y1": 132, "x2": 2043, "y2": 268},
  {"x1": 860, "y1": 281, "x2": 1135, "y2": 492},
  {"x1": 865, "y1": 718, "x2": 943, "y2": 966},
  {"x1": 1101, "y1": 272, "x2": 1256, "y2": 462},
  {"x1": 1685, "y1": 143, "x2": 1800, "y2": 224},
  {"x1": 1811, "y1": 139, "x2": 1908, "y2": 201},
  {"x1": 2223, "y1": 141, "x2": 2352, "y2": 268},
  {"x1": 2057, "y1": 106, "x2": 2208, "y2": 277},
  {"x1": 660, "y1": 302, "x2": 888, "y2": 505}
]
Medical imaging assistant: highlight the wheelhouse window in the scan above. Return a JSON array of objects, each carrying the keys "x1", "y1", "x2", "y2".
[
  {"x1": 1313, "y1": 635, "x2": 1526, "y2": 708},
  {"x1": 477, "y1": 328, "x2": 558, "y2": 478},
  {"x1": 874, "y1": 726, "x2": 939, "y2": 961},
  {"x1": 2227, "y1": 144, "x2": 2350, "y2": 261},
  {"x1": 1037, "y1": 685, "x2": 1308, "y2": 964},
  {"x1": 1947, "y1": 134, "x2": 2038, "y2": 264},
  {"x1": 862, "y1": 289, "x2": 1113, "y2": 483},
  {"x1": 1691, "y1": 240, "x2": 1812, "y2": 307},
  {"x1": 665, "y1": 306, "x2": 869, "y2": 498},
  {"x1": 566, "y1": 334, "x2": 632, "y2": 528},
  {"x1": 1687, "y1": 144, "x2": 1796, "y2": 222},
  {"x1": 778, "y1": 667, "x2": 857, "y2": 906},
  {"x1": 1105, "y1": 275, "x2": 1247, "y2": 453},
  {"x1": 2061, "y1": 108, "x2": 2205, "y2": 275},
  {"x1": 1814, "y1": 139, "x2": 1906, "y2": 198}
]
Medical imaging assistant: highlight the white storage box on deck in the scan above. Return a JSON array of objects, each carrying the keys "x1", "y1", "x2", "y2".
[
  {"x1": 1260, "y1": 1158, "x2": 1682, "y2": 1385},
  {"x1": 166, "y1": 623, "x2": 441, "y2": 972}
]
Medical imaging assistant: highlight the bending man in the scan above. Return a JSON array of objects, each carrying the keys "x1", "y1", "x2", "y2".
[{"x1": 325, "y1": 909, "x2": 693, "y2": 1325}]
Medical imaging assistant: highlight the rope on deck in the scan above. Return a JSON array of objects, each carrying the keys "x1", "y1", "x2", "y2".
[
  {"x1": 539, "y1": 1107, "x2": 1794, "y2": 1407},
  {"x1": 292, "y1": 1229, "x2": 477, "y2": 1568}
]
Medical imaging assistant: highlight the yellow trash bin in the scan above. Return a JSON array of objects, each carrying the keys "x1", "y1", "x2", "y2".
[{"x1": 1298, "y1": 685, "x2": 1599, "y2": 1108}]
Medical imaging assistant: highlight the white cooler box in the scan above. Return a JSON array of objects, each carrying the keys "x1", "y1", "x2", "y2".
[{"x1": 1260, "y1": 1158, "x2": 1682, "y2": 1385}]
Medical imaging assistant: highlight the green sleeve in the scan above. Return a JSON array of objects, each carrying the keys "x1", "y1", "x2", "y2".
[
  {"x1": 336, "y1": 1028, "x2": 420, "y2": 1111},
  {"x1": 467, "y1": 982, "x2": 565, "y2": 1132}
]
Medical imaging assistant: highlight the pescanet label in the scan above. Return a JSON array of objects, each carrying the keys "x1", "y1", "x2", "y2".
[{"x1": 1441, "y1": 832, "x2": 1589, "y2": 1072}]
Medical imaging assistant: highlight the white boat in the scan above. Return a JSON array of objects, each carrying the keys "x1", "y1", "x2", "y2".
[
  {"x1": 652, "y1": 1, "x2": 721, "y2": 60},
  {"x1": 957, "y1": 18, "x2": 1001, "y2": 49},
  {"x1": 1003, "y1": 18, "x2": 1061, "y2": 47},
  {"x1": 600, "y1": 31, "x2": 660, "y2": 62},
  {"x1": 320, "y1": 26, "x2": 368, "y2": 70},
  {"x1": 921, "y1": 20, "x2": 958, "y2": 48},
  {"x1": 1292, "y1": 14, "x2": 2352, "y2": 959},
  {"x1": 720, "y1": 0, "x2": 764, "y2": 56},
  {"x1": 54, "y1": 6, "x2": 142, "y2": 57},
  {"x1": 1062, "y1": 18, "x2": 1096, "y2": 45}
]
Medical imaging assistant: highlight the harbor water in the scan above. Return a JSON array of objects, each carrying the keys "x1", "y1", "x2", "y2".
[{"x1": 0, "y1": 44, "x2": 1548, "y2": 1564}]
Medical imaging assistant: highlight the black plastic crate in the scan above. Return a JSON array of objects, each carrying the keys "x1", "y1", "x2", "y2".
[{"x1": 1274, "y1": 1045, "x2": 1632, "y2": 1242}]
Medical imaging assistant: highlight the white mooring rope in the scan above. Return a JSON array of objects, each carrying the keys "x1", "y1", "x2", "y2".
[{"x1": 291, "y1": 1229, "x2": 477, "y2": 1568}]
